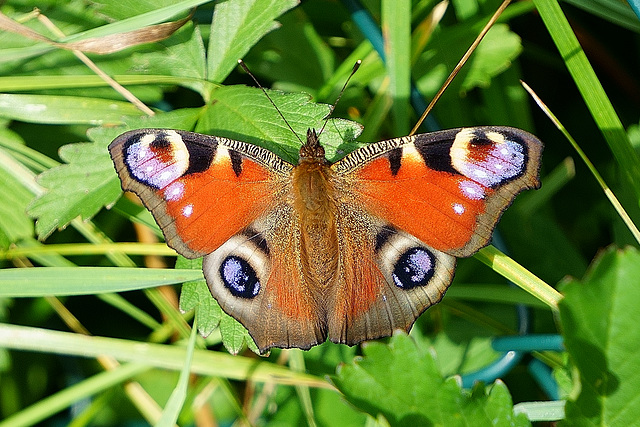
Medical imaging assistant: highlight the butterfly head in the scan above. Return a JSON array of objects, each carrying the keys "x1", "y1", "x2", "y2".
[{"x1": 299, "y1": 128, "x2": 327, "y2": 165}]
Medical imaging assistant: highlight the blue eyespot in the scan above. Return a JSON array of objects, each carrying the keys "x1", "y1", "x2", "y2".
[
  {"x1": 392, "y1": 248, "x2": 435, "y2": 290},
  {"x1": 220, "y1": 256, "x2": 260, "y2": 299}
]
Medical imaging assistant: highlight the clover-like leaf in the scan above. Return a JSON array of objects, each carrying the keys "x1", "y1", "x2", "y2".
[{"x1": 333, "y1": 333, "x2": 529, "y2": 427}]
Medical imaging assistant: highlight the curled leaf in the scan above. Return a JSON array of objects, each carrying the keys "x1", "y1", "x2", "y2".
[{"x1": 0, "y1": 10, "x2": 193, "y2": 54}]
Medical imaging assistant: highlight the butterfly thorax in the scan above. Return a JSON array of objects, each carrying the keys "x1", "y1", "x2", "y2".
[{"x1": 292, "y1": 129, "x2": 340, "y2": 289}]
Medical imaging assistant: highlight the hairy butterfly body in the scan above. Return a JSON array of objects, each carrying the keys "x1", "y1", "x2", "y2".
[{"x1": 109, "y1": 125, "x2": 542, "y2": 353}]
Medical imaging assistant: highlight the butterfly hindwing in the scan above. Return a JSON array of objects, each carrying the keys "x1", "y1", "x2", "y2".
[
  {"x1": 326, "y1": 208, "x2": 456, "y2": 345},
  {"x1": 334, "y1": 126, "x2": 543, "y2": 257},
  {"x1": 108, "y1": 129, "x2": 293, "y2": 258},
  {"x1": 201, "y1": 198, "x2": 456, "y2": 352},
  {"x1": 202, "y1": 209, "x2": 328, "y2": 352}
]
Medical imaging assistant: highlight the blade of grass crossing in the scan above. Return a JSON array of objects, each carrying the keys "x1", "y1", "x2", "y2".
[
  {"x1": 157, "y1": 320, "x2": 198, "y2": 427},
  {"x1": 382, "y1": 0, "x2": 412, "y2": 137},
  {"x1": 533, "y1": 0, "x2": 640, "y2": 203}
]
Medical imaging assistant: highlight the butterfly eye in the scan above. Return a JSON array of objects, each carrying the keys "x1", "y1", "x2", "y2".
[
  {"x1": 219, "y1": 255, "x2": 261, "y2": 299},
  {"x1": 391, "y1": 247, "x2": 436, "y2": 290}
]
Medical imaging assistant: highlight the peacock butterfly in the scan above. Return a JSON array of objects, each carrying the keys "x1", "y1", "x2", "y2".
[{"x1": 109, "y1": 121, "x2": 542, "y2": 353}]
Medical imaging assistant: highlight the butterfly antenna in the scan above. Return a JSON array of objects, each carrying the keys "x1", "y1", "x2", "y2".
[
  {"x1": 317, "y1": 59, "x2": 362, "y2": 137},
  {"x1": 237, "y1": 59, "x2": 304, "y2": 145},
  {"x1": 410, "y1": 0, "x2": 512, "y2": 135}
]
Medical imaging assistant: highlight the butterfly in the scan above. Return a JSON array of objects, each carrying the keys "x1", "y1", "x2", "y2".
[{"x1": 109, "y1": 124, "x2": 542, "y2": 353}]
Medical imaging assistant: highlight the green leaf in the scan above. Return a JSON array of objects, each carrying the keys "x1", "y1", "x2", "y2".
[
  {"x1": 0, "y1": 151, "x2": 34, "y2": 249},
  {"x1": 0, "y1": 94, "x2": 144, "y2": 125},
  {"x1": 177, "y1": 257, "x2": 223, "y2": 338},
  {"x1": 559, "y1": 246, "x2": 640, "y2": 425},
  {"x1": 27, "y1": 139, "x2": 122, "y2": 239},
  {"x1": 0, "y1": 267, "x2": 202, "y2": 297},
  {"x1": 207, "y1": 0, "x2": 299, "y2": 83},
  {"x1": 219, "y1": 314, "x2": 255, "y2": 355},
  {"x1": 197, "y1": 85, "x2": 362, "y2": 163},
  {"x1": 243, "y1": 10, "x2": 335, "y2": 95},
  {"x1": 461, "y1": 24, "x2": 522, "y2": 91},
  {"x1": 130, "y1": 22, "x2": 209, "y2": 97},
  {"x1": 414, "y1": 23, "x2": 522, "y2": 96},
  {"x1": 382, "y1": 0, "x2": 411, "y2": 136},
  {"x1": 333, "y1": 333, "x2": 530, "y2": 426}
]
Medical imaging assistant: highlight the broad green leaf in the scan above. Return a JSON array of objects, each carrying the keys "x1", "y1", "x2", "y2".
[
  {"x1": 413, "y1": 323, "x2": 501, "y2": 377},
  {"x1": 414, "y1": 23, "x2": 522, "y2": 96},
  {"x1": 197, "y1": 85, "x2": 362, "y2": 163},
  {"x1": 130, "y1": 22, "x2": 209, "y2": 97},
  {"x1": 28, "y1": 140, "x2": 123, "y2": 239},
  {"x1": 243, "y1": 11, "x2": 336, "y2": 95},
  {"x1": 177, "y1": 256, "x2": 223, "y2": 338},
  {"x1": 179, "y1": 279, "x2": 221, "y2": 335},
  {"x1": 559, "y1": 246, "x2": 640, "y2": 426},
  {"x1": 207, "y1": 0, "x2": 299, "y2": 82},
  {"x1": 461, "y1": 24, "x2": 522, "y2": 90},
  {"x1": 0, "y1": 94, "x2": 144, "y2": 125},
  {"x1": 333, "y1": 333, "x2": 530, "y2": 426},
  {"x1": 219, "y1": 314, "x2": 255, "y2": 355}
]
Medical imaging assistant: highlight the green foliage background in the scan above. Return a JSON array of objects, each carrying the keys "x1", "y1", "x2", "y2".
[{"x1": 0, "y1": 0, "x2": 639, "y2": 425}]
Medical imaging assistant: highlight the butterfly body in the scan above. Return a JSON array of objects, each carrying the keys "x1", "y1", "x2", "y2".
[
  {"x1": 109, "y1": 125, "x2": 542, "y2": 353},
  {"x1": 292, "y1": 130, "x2": 340, "y2": 289}
]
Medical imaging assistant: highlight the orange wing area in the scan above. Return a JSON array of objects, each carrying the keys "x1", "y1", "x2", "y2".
[
  {"x1": 202, "y1": 209, "x2": 327, "y2": 353},
  {"x1": 352, "y1": 154, "x2": 490, "y2": 253},
  {"x1": 326, "y1": 206, "x2": 456, "y2": 345},
  {"x1": 109, "y1": 129, "x2": 292, "y2": 259},
  {"x1": 336, "y1": 127, "x2": 542, "y2": 257},
  {"x1": 164, "y1": 156, "x2": 277, "y2": 256}
]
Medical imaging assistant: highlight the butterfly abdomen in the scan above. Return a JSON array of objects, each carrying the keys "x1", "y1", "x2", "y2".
[{"x1": 292, "y1": 158, "x2": 340, "y2": 290}]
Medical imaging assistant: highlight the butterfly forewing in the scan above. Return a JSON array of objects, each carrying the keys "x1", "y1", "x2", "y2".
[
  {"x1": 334, "y1": 126, "x2": 543, "y2": 257},
  {"x1": 109, "y1": 129, "x2": 293, "y2": 258}
]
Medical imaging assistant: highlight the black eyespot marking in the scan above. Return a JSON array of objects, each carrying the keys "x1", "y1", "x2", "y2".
[
  {"x1": 415, "y1": 138, "x2": 456, "y2": 174},
  {"x1": 387, "y1": 147, "x2": 402, "y2": 176},
  {"x1": 184, "y1": 137, "x2": 216, "y2": 175},
  {"x1": 220, "y1": 256, "x2": 261, "y2": 299},
  {"x1": 243, "y1": 227, "x2": 270, "y2": 257},
  {"x1": 150, "y1": 134, "x2": 170, "y2": 149},
  {"x1": 392, "y1": 247, "x2": 436, "y2": 290},
  {"x1": 228, "y1": 149, "x2": 243, "y2": 177},
  {"x1": 375, "y1": 226, "x2": 397, "y2": 252},
  {"x1": 468, "y1": 129, "x2": 491, "y2": 146}
]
